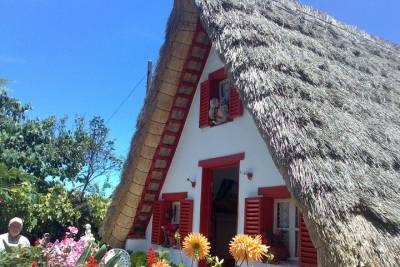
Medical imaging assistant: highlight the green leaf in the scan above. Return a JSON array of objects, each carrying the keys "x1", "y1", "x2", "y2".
[
  {"x1": 94, "y1": 244, "x2": 108, "y2": 262},
  {"x1": 2, "y1": 239, "x2": 12, "y2": 253},
  {"x1": 77, "y1": 245, "x2": 92, "y2": 265}
]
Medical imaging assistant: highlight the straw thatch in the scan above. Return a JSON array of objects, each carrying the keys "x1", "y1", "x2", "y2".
[
  {"x1": 100, "y1": 0, "x2": 199, "y2": 247},
  {"x1": 102, "y1": 0, "x2": 400, "y2": 266}
]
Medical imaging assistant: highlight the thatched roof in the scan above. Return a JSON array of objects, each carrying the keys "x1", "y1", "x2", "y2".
[
  {"x1": 102, "y1": 0, "x2": 400, "y2": 266},
  {"x1": 100, "y1": 0, "x2": 201, "y2": 246}
]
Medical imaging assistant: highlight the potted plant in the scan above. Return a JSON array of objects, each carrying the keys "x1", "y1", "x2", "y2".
[
  {"x1": 161, "y1": 223, "x2": 179, "y2": 248},
  {"x1": 263, "y1": 229, "x2": 289, "y2": 264}
]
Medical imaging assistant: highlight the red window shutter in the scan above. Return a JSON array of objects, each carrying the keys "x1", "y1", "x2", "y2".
[
  {"x1": 179, "y1": 199, "x2": 193, "y2": 241},
  {"x1": 151, "y1": 201, "x2": 169, "y2": 244},
  {"x1": 199, "y1": 80, "x2": 210, "y2": 128},
  {"x1": 299, "y1": 215, "x2": 318, "y2": 267},
  {"x1": 244, "y1": 197, "x2": 273, "y2": 236},
  {"x1": 229, "y1": 87, "x2": 243, "y2": 118}
]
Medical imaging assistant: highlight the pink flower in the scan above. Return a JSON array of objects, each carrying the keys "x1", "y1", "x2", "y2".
[
  {"x1": 67, "y1": 226, "x2": 79, "y2": 234},
  {"x1": 43, "y1": 228, "x2": 91, "y2": 267},
  {"x1": 66, "y1": 238, "x2": 88, "y2": 267}
]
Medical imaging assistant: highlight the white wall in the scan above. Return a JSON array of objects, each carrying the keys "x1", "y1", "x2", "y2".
[{"x1": 126, "y1": 47, "x2": 287, "y2": 265}]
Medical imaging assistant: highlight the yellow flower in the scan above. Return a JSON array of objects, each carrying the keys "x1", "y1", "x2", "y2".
[
  {"x1": 182, "y1": 233, "x2": 211, "y2": 261},
  {"x1": 229, "y1": 234, "x2": 269, "y2": 263},
  {"x1": 151, "y1": 259, "x2": 170, "y2": 267}
]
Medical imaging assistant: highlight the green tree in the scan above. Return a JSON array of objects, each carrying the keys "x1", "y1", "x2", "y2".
[
  {"x1": 0, "y1": 88, "x2": 73, "y2": 186},
  {"x1": 0, "y1": 164, "x2": 38, "y2": 234},
  {"x1": 0, "y1": 84, "x2": 121, "y2": 240},
  {"x1": 0, "y1": 89, "x2": 122, "y2": 194},
  {"x1": 61, "y1": 116, "x2": 123, "y2": 202},
  {"x1": 34, "y1": 184, "x2": 81, "y2": 239}
]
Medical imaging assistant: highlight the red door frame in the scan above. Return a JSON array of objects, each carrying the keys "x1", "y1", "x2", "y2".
[{"x1": 198, "y1": 152, "x2": 244, "y2": 267}]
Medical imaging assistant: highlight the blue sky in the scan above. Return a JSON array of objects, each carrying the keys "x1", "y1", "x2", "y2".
[{"x1": 0, "y1": 0, "x2": 399, "y2": 192}]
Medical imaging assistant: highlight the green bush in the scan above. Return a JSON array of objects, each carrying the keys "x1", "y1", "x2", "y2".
[
  {"x1": 0, "y1": 244, "x2": 42, "y2": 267},
  {"x1": 130, "y1": 251, "x2": 147, "y2": 267}
]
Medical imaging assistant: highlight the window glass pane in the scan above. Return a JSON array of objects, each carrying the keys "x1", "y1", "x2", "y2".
[
  {"x1": 219, "y1": 80, "x2": 230, "y2": 106},
  {"x1": 171, "y1": 201, "x2": 180, "y2": 224},
  {"x1": 281, "y1": 229, "x2": 290, "y2": 249},
  {"x1": 277, "y1": 202, "x2": 290, "y2": 228},
  {"x1": 295, "y1": 206, "x2": 299, "y2": 228}
]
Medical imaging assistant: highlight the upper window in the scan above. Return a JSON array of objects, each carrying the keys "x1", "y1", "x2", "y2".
[
  {"x1": 209, "y1": 79, "x2": 230, "y2": 126},
  {"x1": 199, "y1": 68, "x2": 243, "y2": 128}
]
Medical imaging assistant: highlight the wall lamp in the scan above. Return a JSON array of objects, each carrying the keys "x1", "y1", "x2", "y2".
[
  {"x1": 187, "y1": 178, "x2": 196, "y2": 188},
  {"x1": 241, "y1": 169, "x2": 254, "y2": 180}
]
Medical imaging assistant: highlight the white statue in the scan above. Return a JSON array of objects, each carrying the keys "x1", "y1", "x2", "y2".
[{"x1": 83, "y1": 223, "x2": 95, "y2": 242}]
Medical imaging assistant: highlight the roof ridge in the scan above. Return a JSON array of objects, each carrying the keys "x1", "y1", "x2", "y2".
[{"x1": 267, "y1": 0, "x2": 400, "y2": 52}]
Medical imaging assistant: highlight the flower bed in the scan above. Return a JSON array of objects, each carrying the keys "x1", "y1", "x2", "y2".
[
  {"x1": 0, "y1": 226, "x2": 122, "y2": 267},
  {"x1": 132, "y1": 232, "x2": 274, "y2": 267}
]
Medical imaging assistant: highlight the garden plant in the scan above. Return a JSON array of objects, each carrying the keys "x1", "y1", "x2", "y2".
[
  {"x1": 140, "y1": 232, "x2": 274, "y2": 267},
  {"x1": 0, "y1": 226, "x2": 122, "y2": 267}
]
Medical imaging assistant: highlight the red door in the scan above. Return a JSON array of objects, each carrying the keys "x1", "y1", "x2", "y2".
[
  {"x1": 199, "y1": 168, "x2": 213, "y2": 238},
  {"x1": 199, "y1": 168, "x2": 212, "y2": 267}
]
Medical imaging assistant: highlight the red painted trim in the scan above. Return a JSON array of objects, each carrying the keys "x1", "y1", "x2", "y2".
[
  {"x1": 161, "y1": 192, "x2": 188, "y2": 201},
  {"x1": 175, "y1": 93, "x2": 191, "y2": 99},
  {"x1": 199, "y1": 168, "x2": 213, "y2": 238},
  {"x1": 258, "y1": 185, "x2": 291, "y2": 198},
  {"x1": 299, "y1": 215, "x2": 318, "y2": 266},
  {"x1": 199, "y1": 158, "x2": 241, "y2": 267},
  {"x1": 208, "y1": 67, "x2": 226, "y2": 80},
  {"x1": 187, "y1": 56, "x2": 203, "y2": 63},
  {"x1": 198, "y1": 152, "x2": 245, "y2": 168},
  {"x1": 180, "y1": 81, "x2": 197, "y2": 87},
  {"x1": 172, "y1": 107, "x2": 188, "y2": 113},
  {"x1": 128, "y1": 21, "x2": 211, "y2": 238},
  {"x1": 183, "y1": 68, "x2": 202, "y2": 75},
  {"x1": 199, "y1": 80, "x2": 211, "y2": 128},
  {"x1": 193, "y1": 43, "x2": 210, "y2": 50}
]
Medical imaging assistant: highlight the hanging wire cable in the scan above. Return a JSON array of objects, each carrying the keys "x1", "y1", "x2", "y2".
[{"x1": 106, "y1": 73, "x2": 146, "y2": 124}]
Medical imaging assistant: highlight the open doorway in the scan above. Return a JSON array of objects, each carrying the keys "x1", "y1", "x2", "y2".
[
  {"x1": 199, "y1": 153, "x2": 244, "y2": 267},
  {"x1": 210, "y1": 167, "x2": 239, "y2": 267}
]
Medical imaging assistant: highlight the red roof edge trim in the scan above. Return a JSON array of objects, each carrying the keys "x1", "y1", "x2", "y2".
[
  {"x1": 198, "y1": 152, "x2": 245, "y2": 168},
  {"x1": 258, "y1": 185, "x2": 290, "y2": 198},
  {"x1": 162, "y1": 192, "x2": 188, "y2": 201}
]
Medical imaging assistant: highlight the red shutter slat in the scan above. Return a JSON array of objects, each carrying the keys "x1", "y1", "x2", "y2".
[
  {"x1": 151, "y1": 201, "x2": 169, "y2": 245},
  {"x1": 179, "y1": 199, "x2": 193, "y2": 241},
  {"x1": 244, "y1": 197, "x2": 273, "y2": 236},
  {"x1": 229, "y1": 87, "x2": 243, "y2": 118},
  {"x1": 299, "y1": 215, "x2": 318, "y2": 267},
  {"x1": 199, "y1": 80, "x2": 210, "y2": 128}
]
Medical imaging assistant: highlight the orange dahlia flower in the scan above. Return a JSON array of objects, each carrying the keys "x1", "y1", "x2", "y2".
[
  {"x1": 151, "y1": 259, "x2": 171, "y2": 267},
  {"x1": 182, "y1": 233, "x2": 210, "y2": 261},
  {"x1": 229, "y1": 234, "x2": 268, "y2": 263}
]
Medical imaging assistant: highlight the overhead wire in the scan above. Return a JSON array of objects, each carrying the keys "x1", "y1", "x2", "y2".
[
  {"x1": 106, "y1": 73, "x2": 147, "y2": 124},
  {"x1": 107, "y1": 2, "x2": 395, "y2": 125}
]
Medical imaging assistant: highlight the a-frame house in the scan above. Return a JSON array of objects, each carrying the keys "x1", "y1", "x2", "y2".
[{"x1": 101, "y1": 1, "x2": 400, "y2": 266}]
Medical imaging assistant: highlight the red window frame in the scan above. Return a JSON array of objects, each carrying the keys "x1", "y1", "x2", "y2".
[
  {"x1": 151, "y1": 192, "x2": 193, "y2": 246},
  {"x1": 244, "y1": 186, "x2": 318, "y2": 266},
  {"x1": 199, "y1": 68, "x2": 243, "y2": 128},
  {"x1": 198, "y1": 152, "x2": 244, "y2": 267}
]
